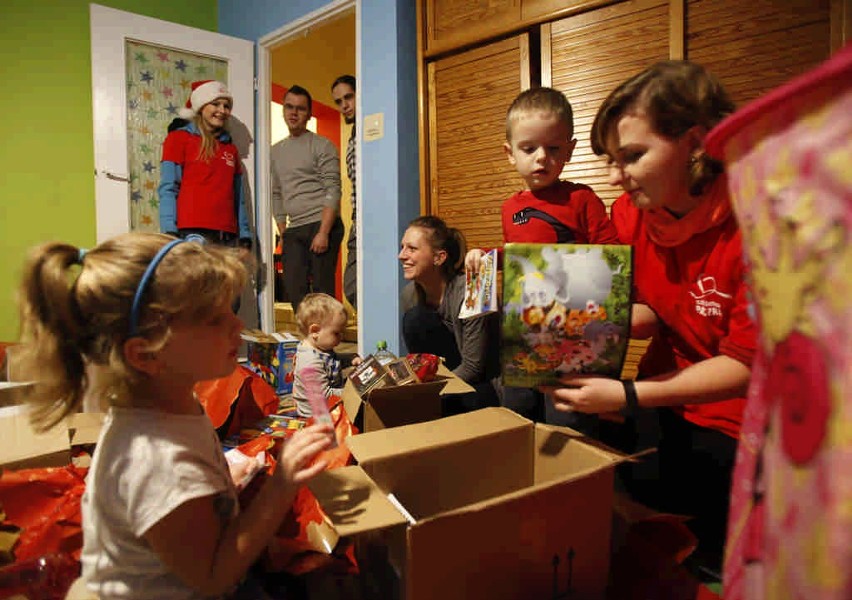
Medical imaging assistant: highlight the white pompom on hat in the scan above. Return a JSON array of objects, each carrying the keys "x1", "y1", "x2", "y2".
[{"x1": 178, "y1": 80, "x2": 233, "y2": 119}]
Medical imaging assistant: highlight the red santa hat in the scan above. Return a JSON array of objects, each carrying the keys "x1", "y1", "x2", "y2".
[{"x1": 178, "y1": 80, "x2": 233, "y2": 119}]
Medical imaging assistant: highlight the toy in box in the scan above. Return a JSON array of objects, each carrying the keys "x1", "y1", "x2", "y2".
[
  {"x1": 502, "y1": 243, "x2": 633, "y2": 387},
  {"x1": 223, "y1": 413, "x2": 308, "y2": 450},
  {"x1": 241, "y1": 330, "x2": 298, "y2": 395},
  {"x1": 347, "y1": 354, "x2": 394, "y2": 397}
]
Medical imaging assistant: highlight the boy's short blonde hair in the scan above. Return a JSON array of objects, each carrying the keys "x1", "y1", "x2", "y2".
[
  {"x1": 295, "y1": 293, "x2": 347, "y2": 336},
  {"x1": 505, "y1": 87, "x2": 574, "y2": 141}
]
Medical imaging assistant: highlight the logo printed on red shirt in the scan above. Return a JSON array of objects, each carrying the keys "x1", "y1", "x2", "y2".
[
  {"x1": 689, "y1": 274, "x2": 732, "y2": 317},
  {"x1": 223, "y1": 151, "x2": 235, "y2": 168}
]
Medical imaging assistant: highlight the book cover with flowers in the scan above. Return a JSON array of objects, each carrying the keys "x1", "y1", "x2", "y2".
[{"x1": 501, "y1": 243, "x2": 633, "y2": 387}]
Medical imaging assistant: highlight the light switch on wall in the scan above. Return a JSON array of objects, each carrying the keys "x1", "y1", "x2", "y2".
[{"x1": 364, "y1": 113, "x2": 384, "y2": 141}]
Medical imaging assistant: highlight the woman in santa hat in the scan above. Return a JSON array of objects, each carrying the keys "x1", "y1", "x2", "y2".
[{"x1": 157, "y1": 80, "x2": 252, "y2": 251}]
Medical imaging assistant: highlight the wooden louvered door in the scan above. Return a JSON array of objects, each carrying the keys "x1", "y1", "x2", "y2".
[
  {"x1": 426, "y1": 34, "x2": 530, "y2": 251},
  {"x1": 686, "y1": 0, "x2": 834, "y2": 106},
  {"x1": 543, "y1": 0, "x2": 672, "y2": 210}
]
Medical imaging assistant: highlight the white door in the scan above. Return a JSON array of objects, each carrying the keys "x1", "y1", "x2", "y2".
[{"x1": 89, "y1": 3, "x2": 255, "y2": 243}]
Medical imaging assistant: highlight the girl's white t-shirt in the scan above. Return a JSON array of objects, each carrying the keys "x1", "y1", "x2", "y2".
[{"x1": 81, "y1": 406, "x2": 238, "y2": 599}]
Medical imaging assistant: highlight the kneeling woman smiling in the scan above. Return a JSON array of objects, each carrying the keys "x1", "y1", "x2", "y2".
[{"x1": 398, "y1": 215, "x2": 501, "y2": 414}]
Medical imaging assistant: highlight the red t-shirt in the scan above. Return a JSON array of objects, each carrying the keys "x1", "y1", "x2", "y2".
[
  {"x1": 501, "y1": 180, "x2": 620, "y2": 244},
  {"x1": 611, "y1": 193, "x2": 756, "y2": 439},
  {"x1": 161, "y1": 130, "x2": 241, "y2": 233}
]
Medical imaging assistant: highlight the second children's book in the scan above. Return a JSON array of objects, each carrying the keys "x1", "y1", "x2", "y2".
[
  {"x1": 501, "y1": 243, "x2": 633, "y2": 387},
  {"x1": 458, "y1": 248, "x2": 499, "y2": 319}
]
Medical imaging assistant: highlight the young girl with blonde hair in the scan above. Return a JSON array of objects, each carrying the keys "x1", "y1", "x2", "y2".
[
  {"x1": 15, "y1": 232, "x2": 331, "y2": 598},
  {"x1": 158, "y1": 80, "x2": 252, "y2": 251}
]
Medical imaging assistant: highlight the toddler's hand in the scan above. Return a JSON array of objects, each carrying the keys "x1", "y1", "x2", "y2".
[
  {"x1": 275, "y1": 423, "x2": 333, "y2": 486},
  {"x1": 464, "y1": 249, "x2": 485, "y2": 275},
  {"x1": 351, "y1": 355, "x2": 363, "y2": 367}
]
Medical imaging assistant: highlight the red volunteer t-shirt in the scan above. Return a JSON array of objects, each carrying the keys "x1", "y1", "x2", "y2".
[
  {"x1": 161, "y1": 130, "x2": 241, "y2": 233},
  {"x1": 611, "y1": 193, "x2": 756, "y2": 439}
]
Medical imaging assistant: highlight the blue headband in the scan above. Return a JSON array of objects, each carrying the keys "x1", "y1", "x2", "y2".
[{"x1": 128, "y1": 239, "x2": 185, "y2": 337}]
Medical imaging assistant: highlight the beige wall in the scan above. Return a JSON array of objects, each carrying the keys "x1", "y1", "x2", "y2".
[{"x1": 269, "y1": 10, "x2": 356, "y2": 108}]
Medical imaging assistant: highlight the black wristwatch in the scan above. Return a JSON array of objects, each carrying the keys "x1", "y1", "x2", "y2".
[{"x1": 621, "y1": 379, "x2": 639, "y2": 418}]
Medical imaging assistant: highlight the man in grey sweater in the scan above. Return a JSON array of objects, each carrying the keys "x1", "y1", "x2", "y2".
[{"x1": 271, "y1": 85, "x2": 343, "y2": 312}]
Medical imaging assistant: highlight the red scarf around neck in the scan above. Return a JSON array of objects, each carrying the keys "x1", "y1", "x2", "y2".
[{"x1": 644, "y1": 175, "x2": 733, "y2": 247}]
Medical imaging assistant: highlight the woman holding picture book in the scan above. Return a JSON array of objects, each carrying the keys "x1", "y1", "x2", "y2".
[{"x1": 547, "y1": 61, "x2": 757, "y2": 579}]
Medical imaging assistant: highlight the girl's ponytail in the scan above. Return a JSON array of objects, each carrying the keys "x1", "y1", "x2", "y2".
[{"x1": 16, "y1": 243, "x2": 89, "y2": 429}]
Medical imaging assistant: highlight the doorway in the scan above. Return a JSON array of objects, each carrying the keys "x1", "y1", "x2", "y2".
[{"x1": 257, "y1": 0, "x2": 359, "y2": 349}]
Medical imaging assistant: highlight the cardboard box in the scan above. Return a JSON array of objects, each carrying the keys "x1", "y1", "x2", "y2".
[
  {"x1": 68, "y1": 411, "x2": 106, "y2": 447},
  {"x1": 341, "y1": 364, "x2": 474, "y2": 433},
  {"x1": 0, "y1": 405, "x2": 71, "y2": 470},
  {"x1": 0, "y1": 407, "x2": 106, "y2": 471},
  {"x1": 241, "y1": 330, "x2": 298, "y2": 395},
  {"x1": 0, "y1": 382, "x2": 34, "y2": 407},
  {"x1": 309, "y1": 407, "x2": 627, "y2": 600}
]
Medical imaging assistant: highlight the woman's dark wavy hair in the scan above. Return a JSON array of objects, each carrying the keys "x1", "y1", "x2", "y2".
[{"x1": 590, "y1": 60, "x2": 735, "y2": 196}]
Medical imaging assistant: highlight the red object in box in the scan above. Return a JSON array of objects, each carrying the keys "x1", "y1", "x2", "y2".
[{"x1": 405, "y1": 353, "x2": 440, "y2": 382}]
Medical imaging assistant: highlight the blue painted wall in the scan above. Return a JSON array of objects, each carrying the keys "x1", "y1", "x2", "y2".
[{"x1": 218, "y1": 0, "x2": 419, "y2": 356}]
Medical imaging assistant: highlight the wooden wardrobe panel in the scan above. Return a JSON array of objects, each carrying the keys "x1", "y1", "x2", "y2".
[
  {"x1": 425, "y1": 0, "x2": 522, "y2": 56},
  {"x1": 687, "y1": 0, "x2": 832, "y2": 106},
  {"x1": 427, "y1": 35, "x2": 530, "y2": 250},
  {"x1": 523, "y1": 0, "x2": 613, "y2": 21},
  {"x1": 546, "y1": 0, "x2": 671, "y2": 209}
]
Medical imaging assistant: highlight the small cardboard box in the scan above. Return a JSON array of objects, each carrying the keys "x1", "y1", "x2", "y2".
[
  {"x1": 0, "y1": 407, "x2": 107, "y2": 471},
  {"x1": 341, "y1": 364, "x2": 474, "y2": 433},
  {"x1": 0, "y1": 382, "x2": 34, "y2": 407},
  {"x1": 0, "y1": 405, "x2": 71, "y2": 470},
  {"x1": 309, "y1": 407, "x2": 627, "y2": 600},
  {"x1": 241, "y1": 330, "x2": 299, "y2": 395}
]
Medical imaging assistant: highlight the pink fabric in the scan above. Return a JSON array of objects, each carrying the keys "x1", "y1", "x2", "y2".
[{"x1": 708, "y1": 44, "x2": 852, "y2": 600}]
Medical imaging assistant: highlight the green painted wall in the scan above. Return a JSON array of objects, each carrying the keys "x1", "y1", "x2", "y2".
[{"x1": 0, "y1": 0, "x2": 217, "y2": 342}]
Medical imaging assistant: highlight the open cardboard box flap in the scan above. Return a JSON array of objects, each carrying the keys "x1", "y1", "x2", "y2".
[
  {"x1": 0, "y1": 407, "x2": 107, "y2": 470},
  {"x1": 324, "y1": 408, "x2": 630, "y2": 526},
  {"x1": 308, "y1": 407, "x2": 632, "y2": 599},
  {"x1": 0, "y1": 381, "x2": 35, "y2": 407},
  {"x1": 346, "y1": 404, "x2": 527, "y2": 464},
  {"x1": 68, "y1": 411, "x2": 106, "y2": 446},
  {"x1": 305, "y1": 465, "x2": 409, "y2": 537},
  {"x1": 0, "y1": 405, "x2": 71, "y2": 470},
  {"x1": 310, "y1": 406, "x2": 630, "y2": 535},
  {"x1": 432, "y1": 363, "x2": 474, "y2": 395}
]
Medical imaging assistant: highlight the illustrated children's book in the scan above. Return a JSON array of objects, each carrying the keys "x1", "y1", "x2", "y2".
[
  {"x1": 501, "y1": 243, "x2": 633, "y2": 387},
  {"x1": 458, "y1": 249, "x2": 499, "y2": 319}
]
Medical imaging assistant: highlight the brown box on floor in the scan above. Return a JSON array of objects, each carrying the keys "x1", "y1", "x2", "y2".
[
  {"x1": 0, "y1": 407, "x2": 105, "y2": 470},
  {"x1": 0, "y1": 382, "x2": 35, "y2": 408},
  {"x1": 308, "y1": 407, "x2": 628, "y2": 600},
  {"x1": 341, "y1": 363, "x2": 474, "y2": 433}
]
